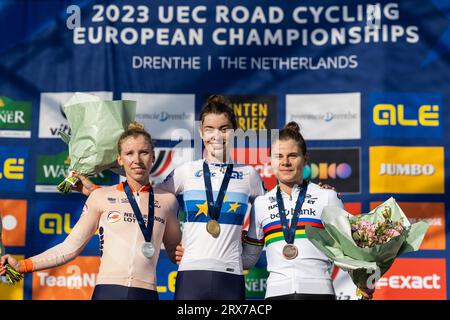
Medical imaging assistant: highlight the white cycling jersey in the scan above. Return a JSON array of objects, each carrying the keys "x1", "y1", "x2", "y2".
[
  {"x1": 244, "y1": 182, "x2": 344, "y2": 298},
  {"x1": 157, "y1": 159, "x2": 265, "y2": 275}
]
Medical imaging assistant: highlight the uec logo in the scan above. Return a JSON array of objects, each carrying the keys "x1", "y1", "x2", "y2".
[
  {"x1": 303, "y1": 163, "x2": 352, "y2": 180},
  {"x1": 373, "y1": 104, "x2": 439, "y2": 127}
]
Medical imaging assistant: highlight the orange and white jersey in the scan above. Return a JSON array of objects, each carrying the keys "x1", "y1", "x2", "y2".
[{"x1": 20, "y1": 182, "x2": 179, "y2": 291}]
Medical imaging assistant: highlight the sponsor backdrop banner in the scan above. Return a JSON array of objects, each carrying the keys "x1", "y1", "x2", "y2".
[{"x1": 0, "y1": 0, "x2": 449, "y2": 300}]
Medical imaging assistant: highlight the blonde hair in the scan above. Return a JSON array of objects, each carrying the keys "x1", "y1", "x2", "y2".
[{"x1": 117, "y1": 121, "x2": 154, "y2": 154}]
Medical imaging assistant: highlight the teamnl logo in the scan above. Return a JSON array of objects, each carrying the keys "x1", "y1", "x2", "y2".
[{"x1": 369, "y1": 93, "x2": 442, "y2": 138}]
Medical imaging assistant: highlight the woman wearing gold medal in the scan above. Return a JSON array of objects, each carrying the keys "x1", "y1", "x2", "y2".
[
  {"x1": 0, "y1": 123, "x2": 181, "y2": 300},
  {"x1": 158, "y1": 95, "x2": 266, "y2": 300},
  {"x1": 241, "y1": 121, "x2": 374, "y2": 300}
]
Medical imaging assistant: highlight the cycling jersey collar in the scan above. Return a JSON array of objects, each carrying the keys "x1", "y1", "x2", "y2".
[
  {"x1": 204, "y1": 159, "x2": 232, "y2": 167},
  {"x1": 116, "y1": 181, "x2": 152, "y2": 193},
  {"x1": 278, "y1": 183, "x2": 303, "y2": 198}
]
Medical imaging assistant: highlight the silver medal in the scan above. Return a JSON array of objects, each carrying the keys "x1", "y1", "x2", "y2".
[{"x1": 142, "y1": 242, "x2": 155, "y2": 259}]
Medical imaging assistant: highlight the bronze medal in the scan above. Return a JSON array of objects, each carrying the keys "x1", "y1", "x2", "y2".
[
  {"x1": 206, "y1": 220, "x2": 220, "y2": 238},
  {"x1": 282, "y1": 244, "x2": 298, "y2": 260}
]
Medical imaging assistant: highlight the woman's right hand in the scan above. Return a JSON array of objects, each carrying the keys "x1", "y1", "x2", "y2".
[
  {"x1": 72, "y1": 173, "x2": 96, "y2": 197},
  {"x1": 0, "y1": 254, "x2": 21, "y2": 275}
]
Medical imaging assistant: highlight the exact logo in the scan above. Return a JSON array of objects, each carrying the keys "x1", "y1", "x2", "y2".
[
  {"x1": 0, "y1": 146, "x2": 28, "y2": 192},
  {"x1": 369, "y1": 93, "x2": 442, "y2": 138},
  {"x1": 373, "y1": 258, "x2": 446, "y2": 300},
  {"x1": 370, "y1": 146, "x2": 444, "y2": 194}
]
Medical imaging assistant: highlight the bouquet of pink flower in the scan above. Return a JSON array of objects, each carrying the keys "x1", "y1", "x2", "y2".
[
  {"x1": 350, "y1": 207, "x2": 405, "y2": 248},
  {"x1": 306, "y1": 197, "x2": 429, "y2": 299}
]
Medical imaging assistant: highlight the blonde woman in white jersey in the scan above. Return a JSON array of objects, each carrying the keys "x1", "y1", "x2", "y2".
[
  {"x1": 0, "y1": 123, "x2": 181, "y2": 300},
  {"x1": 242, "y1": 122, "x2": 375, "y2": 300}
]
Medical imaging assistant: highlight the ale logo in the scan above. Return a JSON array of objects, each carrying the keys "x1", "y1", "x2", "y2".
[
  {"x1": 0, "y1": 96, "x2": 32, "y2": 138},
  {"x1": 369, "y1": 93, "x2": 442, "y2": 138},
  {"x1": 36, "y1": 150, "x2": 115, "y2": 192},
  {"x1": 370, "y1": 146, "x2": 444, "y2": 194},
  {"x1": 0, "y1": 146, "x2": 28, "y2": 192}
]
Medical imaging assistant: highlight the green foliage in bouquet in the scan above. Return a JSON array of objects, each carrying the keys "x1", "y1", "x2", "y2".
[
  {"x1": 56, "y1": 93, "x2": 136, "y2": 193},
  {"x1": 305, "y1": 197, "x2": 429, "y2": 294}
]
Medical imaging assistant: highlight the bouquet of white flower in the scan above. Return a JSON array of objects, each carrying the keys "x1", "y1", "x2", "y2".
[{"x1": 56, "y1": 93, "x2": 136, "y2": 193}]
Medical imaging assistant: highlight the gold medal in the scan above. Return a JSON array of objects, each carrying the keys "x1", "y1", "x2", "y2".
[
  {"x1": 282, "y1": 244, "x2": 298, "y2": 260},
  {"x1": 206, "y1": 220, "x2": 220, "y2": 238}
]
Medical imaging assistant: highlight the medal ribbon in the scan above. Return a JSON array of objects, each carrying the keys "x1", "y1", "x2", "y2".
[
  {"x1": 276, "y1": 180, "x2": 309, "y2": 244},
  {"x1": 124, "y1": 181, "x2": 155, "y2": 243},
  {"x1": 203, "y1": 161, "x2": 234, "y2": 222}
]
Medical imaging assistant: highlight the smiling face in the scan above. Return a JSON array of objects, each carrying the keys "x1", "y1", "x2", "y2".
[
  {"x1": 271, "y1": 138, "x2": 307, "y2": 186},
  {"x1": 117, "y1": 135, "x2": 154, "y2": 186},
  {"x1": 200, "y1": 113, "x2": 234, "y2": 162}
]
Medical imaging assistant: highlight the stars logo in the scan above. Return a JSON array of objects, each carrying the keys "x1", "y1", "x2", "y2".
[
  {"x1": 195, "y1": 201, "x2": 208, "y2": 217},
  {"x1": 227, "y1": 201, "x2": 241, "y2": 213}
]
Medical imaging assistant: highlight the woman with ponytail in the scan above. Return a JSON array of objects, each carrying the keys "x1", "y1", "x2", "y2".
[
  {"x1": 241, "y1": 121, "x2": 375, "y2": 300},
  {"x1": 158, "y1": 95, "x2": 266, "y2": 300}
]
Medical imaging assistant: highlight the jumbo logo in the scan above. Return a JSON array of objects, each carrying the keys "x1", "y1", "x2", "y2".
[
  {"x1": 107, "y1": 211, "x2": 122, "y2": 223},
  {"x1": 379, "y1": 163, "x2": 435, "y2": 176},
  {"x1": 369, "y1": 93, "x2": 442, "y2": 138},
  {"x1": 370, "y1": 146, "x2": 444, "y2": 194}
]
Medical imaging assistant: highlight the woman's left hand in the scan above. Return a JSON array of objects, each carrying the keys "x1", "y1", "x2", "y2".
[{"x1": 175, "y1": 243, "x2": 184, "y2": 265}]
